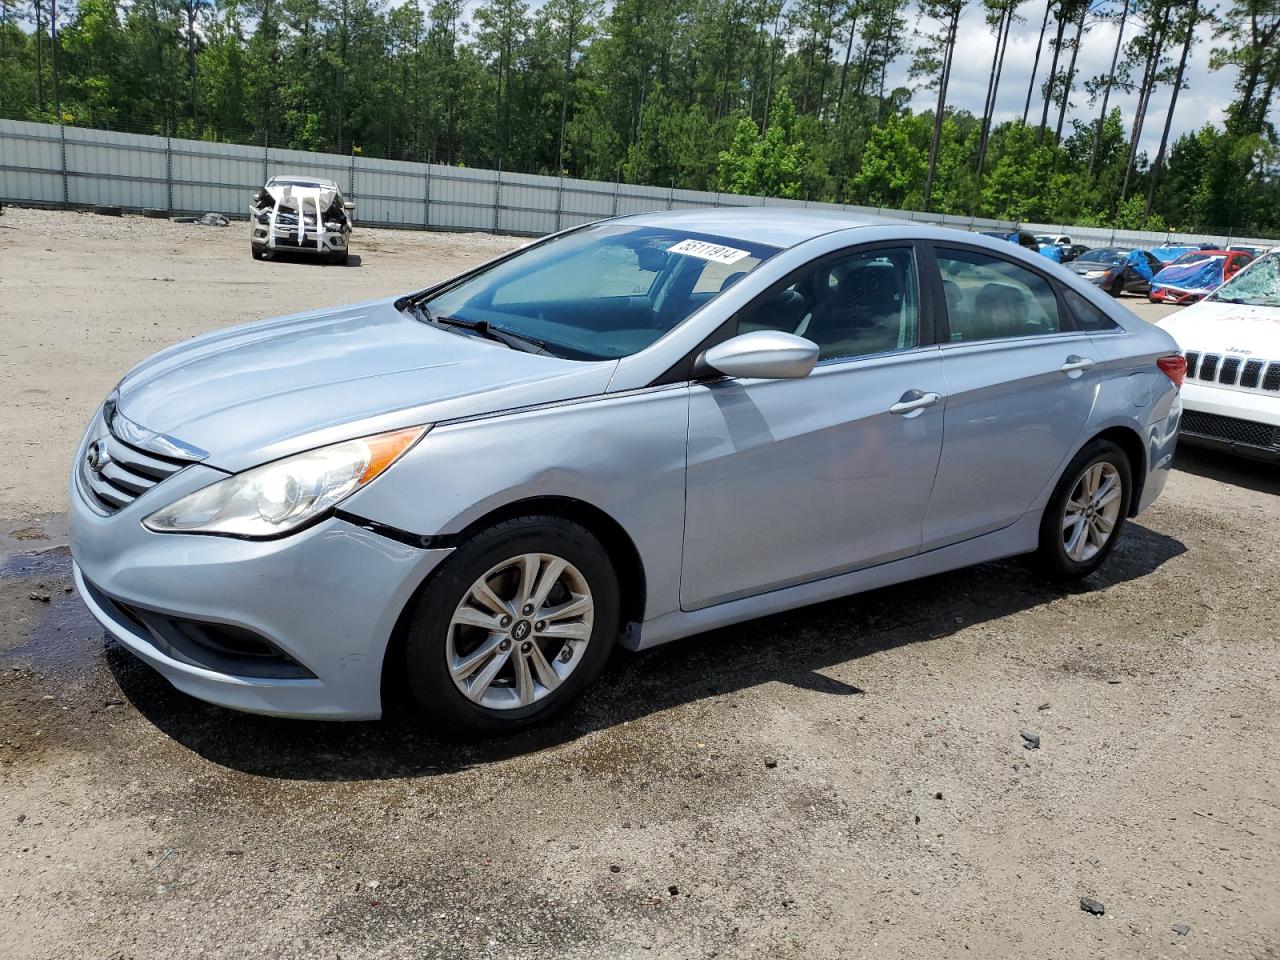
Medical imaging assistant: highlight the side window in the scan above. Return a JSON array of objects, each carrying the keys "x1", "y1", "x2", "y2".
[
  {"x1": 937, "y1": 249, "x2": 1061, "y2": 342},
  {"x1": 735, "y1": 246, "x2": 920, "y2": 361},
  {"x1": 1061, "y1": 287, "x2": 1120, "y2": 332}
]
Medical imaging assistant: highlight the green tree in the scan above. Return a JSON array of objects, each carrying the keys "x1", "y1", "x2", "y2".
[{"x1": 717, "y1": 90, "x2": 808, "y2": 198}]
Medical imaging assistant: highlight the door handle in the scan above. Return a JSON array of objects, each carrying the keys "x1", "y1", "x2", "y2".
[
  {"x1": 1060, "y1": 355, "x2": 1096, "y2": 376},
  {"x1": 889, "y1": 390, "x2": 942, "y2": 417}
]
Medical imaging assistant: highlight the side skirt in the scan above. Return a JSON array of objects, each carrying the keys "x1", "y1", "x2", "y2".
[{"x1": 623, "y1": 511, "x2": 1041, "y2": 651}]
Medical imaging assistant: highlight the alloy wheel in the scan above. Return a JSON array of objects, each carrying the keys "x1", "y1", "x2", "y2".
[
  {"x1": 446, "y1": 553, "x2": 594, "y2": 710},
  {"x1": 1061, "y1": 461, "x2": 1123, "y2": 563}
]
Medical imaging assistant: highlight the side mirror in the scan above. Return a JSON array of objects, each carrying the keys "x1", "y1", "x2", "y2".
[{"x1": 699, "y1": 330, "x2": 819, "y2": 381}]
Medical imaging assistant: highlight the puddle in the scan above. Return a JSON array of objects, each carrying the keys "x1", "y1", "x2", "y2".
[
  {"x1": 0, "y1": 542, "x2": 102, "y2": 676},
  {"x1": 0, "y1": 543, "x2": 71, "y2": 579}
]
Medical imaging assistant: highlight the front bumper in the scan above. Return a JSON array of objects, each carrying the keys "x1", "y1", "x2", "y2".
[
  {"x1": 70, "y1": 462, "x2": 451, "y2": 719},
  {"x1": 1178, "y1": 381, "x2": 1280, "y2": 461},
  {"x1": 252, "y1": 221, "x2": 349, "y2": 255}
]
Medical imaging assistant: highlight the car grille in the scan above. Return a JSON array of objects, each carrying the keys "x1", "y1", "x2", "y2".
[
  {"x1": 1181, "y1": 410, "x2": 1280, "y2": 450},
  {"x1": 1183, "y1": 351, "x2": 1280, "y2": 394},
  {"x1": 79, "y1": 422, "x2": 191, "y2": 515}
]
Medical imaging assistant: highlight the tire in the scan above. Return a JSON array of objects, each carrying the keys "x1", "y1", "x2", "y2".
[
  {"x1": 251, "y1": 243, "x2": 266, "y2": 261},
  {"x1": 404, "y1": 516, "x2": 620, "y2": 735},
  {"x1": 93, "y1": 205, "x2": 123, "y2": 217},
  {"x1": 1108, "y1": 277, "x2": 1124, "y2": 298},
  {"x1": 1036, "y1": 439, "x2": 1133, "y2": 579},
  {"x1": 330, "y1": 248, "x2": 349, "y2": 266}
]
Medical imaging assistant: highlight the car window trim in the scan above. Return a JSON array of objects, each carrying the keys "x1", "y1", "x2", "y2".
[
  {"x1": 650, "y1": 239, "x2": 937, "y2": 386},
  {"x1": 1058, "y1": 284, "x2": 1123, "y2": 335},
  {"x1": 924, "y1": 240, "x2": 1078, "y2": 343}
]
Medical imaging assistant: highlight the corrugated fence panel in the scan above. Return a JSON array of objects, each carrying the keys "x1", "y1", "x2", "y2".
[
  {"x1": 354, "y1": 157, "x2": 430, "y2": 228},
  {"x1": 498, "y1": 179, "x2": 558, "y2": 236},
  {"x1": 3, "y1": 121, "x2": 1277, "y2": 246},
  {"x1": 428, "y1": 167, "x2": 499, "y2": 231},
  {"x1": 172, "y1": 138, "x2": 264, "y2": 214},
  {"x1": 0, "y1": 119, "x2": 63, "y2": 203},
  {"x1": 615, "y1": 183, "x2": 670, "y2": 216},
  {"x1": 65, "y1": 127, "x2": 167, "y2": 209}
]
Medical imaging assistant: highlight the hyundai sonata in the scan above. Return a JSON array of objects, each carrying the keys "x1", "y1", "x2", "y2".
[{"x1": 71, "y1": 210, "x2": 1184, "y2": 733}]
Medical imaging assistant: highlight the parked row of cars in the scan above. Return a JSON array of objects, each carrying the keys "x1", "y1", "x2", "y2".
[{"x1": 982, "y1": 230, "x2": 1260, "y2": 304}]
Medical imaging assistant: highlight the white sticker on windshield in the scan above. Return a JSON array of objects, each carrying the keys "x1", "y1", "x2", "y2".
[{"x1": 667, "y1": 239, "x2": 751, "y2": 264}]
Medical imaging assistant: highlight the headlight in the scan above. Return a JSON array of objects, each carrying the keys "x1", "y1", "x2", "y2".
[
  {"x1": 1083, "y1": 270, "x2": 1108, "y2": 278},
  {"x1": 143, "y1": 426, "x2": 427, "y2": 537}
]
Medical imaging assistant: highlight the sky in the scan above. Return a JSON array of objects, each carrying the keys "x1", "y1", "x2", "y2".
[{"x1": 891, "y1": 3, "x2": 1238, "y2": 156}]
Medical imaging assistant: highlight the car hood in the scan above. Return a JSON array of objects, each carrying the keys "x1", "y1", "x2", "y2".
[
  {"x1": 1155, "y1": 298, "x2": 1280, "y2": 357},
  {"x1": 114, "y1": 297, "x2": 618, "y2": 472}
]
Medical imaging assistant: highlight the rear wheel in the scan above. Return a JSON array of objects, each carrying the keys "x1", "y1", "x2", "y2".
[
  {"x1": 404, "y1": 516, "x2": 619, "y2": 735},
  {"x1": 1036, "y1": 439, "x2": 1132, "y2": 579}
]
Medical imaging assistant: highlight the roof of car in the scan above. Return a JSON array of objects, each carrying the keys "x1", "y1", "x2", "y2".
[
  {"x1": 616, "y1": 207, "x2": 905, "y2": 248},
  {"x1": 267, "y1": 175, "x2": 339, "y2": 189}
]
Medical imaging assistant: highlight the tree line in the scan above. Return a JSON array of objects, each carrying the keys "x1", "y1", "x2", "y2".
[{"x1": 1, "y1": 0, "x2": 1278, "y2": 234}]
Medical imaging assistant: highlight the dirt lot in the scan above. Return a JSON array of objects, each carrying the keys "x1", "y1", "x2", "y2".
[{"x1": 1, "y1": 208, "x2": 1277, "y2": 960}]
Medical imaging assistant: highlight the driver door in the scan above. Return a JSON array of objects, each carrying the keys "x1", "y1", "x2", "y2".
[{"x1": 680, "y1": 244, "x2": 946, "y2": 611}]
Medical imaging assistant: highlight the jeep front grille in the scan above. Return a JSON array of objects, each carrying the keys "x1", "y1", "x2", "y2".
[{"x1": 1183, "y1": 351, "x2": 1280, "y2": 394}]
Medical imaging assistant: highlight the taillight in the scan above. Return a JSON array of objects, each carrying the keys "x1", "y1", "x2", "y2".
[{"x1": 1157, "y1": 355, "x2": 1187, "y2": 387}]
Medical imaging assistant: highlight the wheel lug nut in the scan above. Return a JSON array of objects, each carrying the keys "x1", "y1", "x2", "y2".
[
  {"x1": 498, "y1": 638, "x2": 511, "y2": 651},
  {"x1": 500, "y1": 615, "x2": 512, "y2": 627},
  {"x1": 534, "y1": 621, "x2": 546, "y2": 632},
  {"x1": 522, "y1": 604, "x2": 535, "y2": 616},
  {"x1": 520, "y1": 641, "x2": 532, "y2": 654},
  {"x1": 558, "y1": 648, "x2": 572, "y2": 663}
]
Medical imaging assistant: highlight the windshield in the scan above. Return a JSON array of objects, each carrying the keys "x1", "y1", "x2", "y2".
[
  {"x1": 1077, "y1": 248, "x2": 1126, "y2": 265},
  {"x1": 1208, "y1": 252, "x2": 1280, "y2": 307},
  {"x1": 421, "y1": 224, "x2": 780, "y2": 360}
]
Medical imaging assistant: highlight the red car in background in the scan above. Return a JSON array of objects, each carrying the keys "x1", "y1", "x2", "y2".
[{"x1": 1149, "y1": 249, "x2": 1253, "y2": 304}]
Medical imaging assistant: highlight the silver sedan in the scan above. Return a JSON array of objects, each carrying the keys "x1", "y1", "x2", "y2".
[{"x1": 70, "y1": 210, "x2": 1184, "y2": 733}]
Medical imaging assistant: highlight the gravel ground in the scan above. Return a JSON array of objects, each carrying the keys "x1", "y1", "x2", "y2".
[{"x1": 1, "y1": 209, "x2": 1277, "y2": 960}]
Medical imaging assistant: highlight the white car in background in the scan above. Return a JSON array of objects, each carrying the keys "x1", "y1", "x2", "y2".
[
  {"x1": 1157, "y1": 248, "x2": 1280, "y2": 462},
  {"x1": 250, "y1": 175, "x2": 354, "y2": 265}
]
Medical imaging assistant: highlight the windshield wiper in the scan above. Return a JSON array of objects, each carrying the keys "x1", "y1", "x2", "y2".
[
  {"x1": 432, "y1": 314, "x2": 550, "y2": 354},
  {"x1": 398, "y1": 295, "x2": 553, "y2": 354}
]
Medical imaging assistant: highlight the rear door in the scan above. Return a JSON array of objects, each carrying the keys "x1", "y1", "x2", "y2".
[{"x1": 925, "y1": 244, "x2": 1100, "y2": 550}]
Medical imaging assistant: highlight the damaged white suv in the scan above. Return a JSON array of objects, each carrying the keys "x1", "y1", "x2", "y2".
[{"x1": 250, "y1": 175, "x2": 354, "y2": 265}]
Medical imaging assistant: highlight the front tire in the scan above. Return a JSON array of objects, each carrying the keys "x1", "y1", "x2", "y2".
[
  {"x1": 404, "y1": 516, "x2": 620, "y2": 735},
  {"x1": 1108, "y1": 276, "x2": 1124, "y2": 298},
  {"x1": 251, "y1": 242, "x2": 266, "y2": 261},
  {"x1": 1036, "y1": 439, "x2": 1133, "y2": 579}
]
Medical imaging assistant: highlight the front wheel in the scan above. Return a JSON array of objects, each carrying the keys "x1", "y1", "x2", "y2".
[
  {"x1": 1036, "y1": 439, "x2": 1133, "y2": 579},
  {"x1": 404, "y1": 516, "x2": 620, "y2": 735},
  {"x1": 1108, "y1": 276, "x2": 1125, "y2": 298}
]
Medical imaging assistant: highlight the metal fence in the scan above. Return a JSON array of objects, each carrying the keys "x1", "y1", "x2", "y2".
[{"x1": 2, "y1": 118, "x2": 1277, "y2": 250}]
